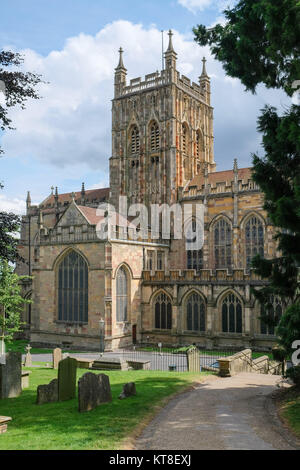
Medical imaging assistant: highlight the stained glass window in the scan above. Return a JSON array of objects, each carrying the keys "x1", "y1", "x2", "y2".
[
  {"x1": 214, "y1": 218, "x2": 232, "y2": 268},
  {"x1": 186, "y1": 293, "x2": 205, "y2": 331},
  {"x1": 116, "y1": 267, "x2": 128, "y2": 322},
  {"x1": 245, "y1": 216, "x2": 264, "y2": 268},
  {"x1": 154, "y1": 292, "x2": 172, "y2": 329},
  {"x1": 58, "y1": 251, "x2": 88, "y2": 323},
  {"x1": 221, "y1": 293, "x2": 242, "y2": 333},
  {"x1": 260, "y1": 295, "x2": 283, "y2": 335}
]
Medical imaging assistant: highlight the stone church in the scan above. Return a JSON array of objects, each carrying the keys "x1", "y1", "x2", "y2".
[{"x1": 17, "y1": 31, "x2": 283, "y2": 352}]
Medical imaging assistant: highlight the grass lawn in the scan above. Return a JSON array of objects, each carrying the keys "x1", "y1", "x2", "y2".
[
  {"x1": 0, "y1": 366, "x2": 212, "y2": 450},
  {"x1": 277, "y1": 387, "x2": 300, "y2": 440},
  {"x1": 6, "y1": 339, "x2": 79, "y2": 355}
]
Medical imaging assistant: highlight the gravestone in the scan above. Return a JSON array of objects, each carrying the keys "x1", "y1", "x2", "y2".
[
  {"x1": 24, "y1": 344, "x2": 32, "y2": 367},
  {"x1": 0, "y1": 352, "x2": 22, "y2": 399},
  {"x1": 36, "y1": 379, "x2": 58, "y2": 405},
  {"x1": 58, "y1": 357, "x2": 77, "y2": 401},
  {"x1": 118, "y1": 382, "x2": 136, "y2": 400},
  {"x1": 52, "y1": 348, "x2": 62, "y2": 369},
  {"x1": 187, "y1": 347, "x2": 200, "y2": 373},
  {"x1": 78, "y1": 372, "x2": 112, "y2": 412}
]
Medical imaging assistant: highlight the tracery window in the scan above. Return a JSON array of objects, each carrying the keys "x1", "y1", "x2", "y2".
[
  {"x1": 131, "y1": 125, "x2": 140, "y2": 154},
  {"x1": 186, "y1": 219, "x2": 203, "y2": 270},
  {"x1": 154, "y1": 292, "x2": 172, "y2": 329},
  {"x1": 260, "y1": 295, "x2": 283, "y2": 335},
  {"x1": 186, "y1": 293, "x2": 205, "y2": 331},
  {"x1": 116, "y1": 267, "x2": 128, "y2": 322},
  {"x1": 221, "y1": 293, "x2": 242, "y2": 333},
  {"x1": 214, "y1": 218, "x2": 232, "y2": 268},
  {"x1": 150, "y1": 122, "x2": 160, "y2": 151},
  {"x1": 245, "y1": 216, "x2": 264, "y2": 268},
  {"x1": 182, "y1": 124, "x2": 188, "y2": 155},
  {"x1": 58, "y1": 250, "x2": 88, "y2": 323}
]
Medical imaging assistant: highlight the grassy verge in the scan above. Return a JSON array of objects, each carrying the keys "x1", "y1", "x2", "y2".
[
  {"x1": 6, "y1": 339, "x2": 79, "y2": 355},
  {"x1": 0, "y1": 367, "x2": 212, "y2": 450},
  {"x1": 276, "y1": 387, "x2": 300, "y2": 441}
]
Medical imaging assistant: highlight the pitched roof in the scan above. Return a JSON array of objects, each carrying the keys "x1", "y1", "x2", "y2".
[
  {"x1": 187, "y1": 167, "x2": 252, "y2": 190},
  {"x1": 40, "y1": 188, "x2": 110, "y2": 208}
]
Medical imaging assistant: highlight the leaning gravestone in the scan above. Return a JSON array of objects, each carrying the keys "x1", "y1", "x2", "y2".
[
  {"x1": 118, "y1": 382, "x2": 136, "y2": 400},
  {"x1": 78, "y1": 372, "x2": 112, "y2": 412},
  {"x1": 0, "y1": 352, "x2": 22, "y2": 399},
  {"x1": 58, "y1": 357, "x2": 77, "y2": 401},
  {"x1": 36, "y1": 379, "x2": 58, "y2": 405},
  {"x1": 187, "y1": 347, "x2": 200, "y2": 373},
  {"x1": 52, "y1": 348, "x2": 62, "y2": 369}
]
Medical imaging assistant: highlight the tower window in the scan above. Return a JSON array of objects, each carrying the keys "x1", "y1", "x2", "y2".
[
  {"x1": 131, "y1": 125, "x2": 140, "y2": 154},
  {"x1": 150, "y1": 122, "x2": 160, "y2": 151},
  {"x1": 182, "y1": 124, "x2": 188, "y2": 155}
]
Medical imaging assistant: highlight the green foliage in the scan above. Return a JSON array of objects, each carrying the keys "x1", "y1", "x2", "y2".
[
  {"x1": 285, "y1": 365, "x2": 300, "y2": 389},
  {"x1": 193, "y1": 0, "x2": 300, "y2": 96},
  {"x1": 0, "y1": 211, "x2": 23, "y2": 264},
  {"x1": 0, "y1": 259, "x2": 31, "y2": 342},
  {"x1": 276, "y1": 303, "x2": 300, "y2": 355}
]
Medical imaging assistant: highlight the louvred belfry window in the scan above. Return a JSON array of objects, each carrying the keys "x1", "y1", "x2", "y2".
[
  {"x1": 150, "y1": 122, "x2": 160, "y2": 151},
  {"x1": 131, "y1": 126, "x2": 140, "y2": 154},
  {"x1": 58, "y1": 250, "x2": 88, "y2": 323}
]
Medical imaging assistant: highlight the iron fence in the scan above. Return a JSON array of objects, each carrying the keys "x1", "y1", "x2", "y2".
[{"x1": 115, "y1": 344, "x2": 241, "y2": 372}]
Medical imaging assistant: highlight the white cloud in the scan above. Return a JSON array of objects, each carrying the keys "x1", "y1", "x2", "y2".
[
  {"x1": 177, "y1": 0, "x2": 212, "y2": 13},
  {"x1": 0, "y1": 194, "x2": 26, "y2": 214}
]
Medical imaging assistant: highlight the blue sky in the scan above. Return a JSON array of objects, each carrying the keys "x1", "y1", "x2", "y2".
[{"x1": 0, "y1": 0, "x2": 291, "y2": 213}]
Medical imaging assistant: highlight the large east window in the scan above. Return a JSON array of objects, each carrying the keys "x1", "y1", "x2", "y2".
[{"x1": 58, "y1": 250, "x2": 88, "y2": 323}]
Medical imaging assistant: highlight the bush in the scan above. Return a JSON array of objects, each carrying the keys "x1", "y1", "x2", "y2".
[
  {"x1": 272, "y1": 345, "x2": 286, "y2": 362},
  {"x1": 286, "y1": 365, "x2": 300, "y2": 389}
]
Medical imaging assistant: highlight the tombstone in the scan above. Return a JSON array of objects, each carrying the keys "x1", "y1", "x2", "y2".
[
  {"x1": 78, "y1": 372, "x2": 112, "y2": 412},
  {"x1": 24, "y1": 344, "x2": 32, "y2": 367},
  {"x1": 36, "y1": 379, "x2": 58, "y2": 405},
  {"x1": 118, "y1": 382, "x2": 136, "y2": 400},
  {"x1": 0, "y1": 352, "x2": 22, "y2": 399},
  {"x1": 58, "y1": 357, "x2": 77, "y2": 401},
  {"x1": 52, "y1": 348, "x2": 62, "y2": 369},
  {"x1": 187, "y1": 347, "x2": 200, "y2": 373}
]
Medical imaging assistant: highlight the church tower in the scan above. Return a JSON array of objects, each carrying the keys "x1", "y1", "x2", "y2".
[{"x1": 109, "y1": 30, "x2": 216, "y2": 210}]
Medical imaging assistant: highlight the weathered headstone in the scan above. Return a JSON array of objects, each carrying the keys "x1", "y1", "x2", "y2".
[
  {"x1": 78, "y1": 372, "x2": 112, "y2": 412},
  {"x1": 24, "y1": 344, "x2": 32, "y2": 367},
  {"x1": 58, "y1": 357, "x2": 77, "y2": 401},
  {"x1": 187, "y1": 347, "x2": 200, "y2": 373},
  {"x1": 118, "y1": 382, "x2": 136, "y2": 400},
  {"x1": 36, "y1": 379, "x2": 58, "y2": 405},
  {"x1": 52, "y1": 348, "x2": 62, "y2": 369},
  {"x1": 0, "y1": 352, "x2": 22, "y2": 399}
]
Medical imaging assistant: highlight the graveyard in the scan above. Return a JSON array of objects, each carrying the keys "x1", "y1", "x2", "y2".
[{"x1": 0, "y1": 350, "x2": 211, "y2": 450}]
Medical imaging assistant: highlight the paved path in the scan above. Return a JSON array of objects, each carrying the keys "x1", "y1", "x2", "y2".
[{"x1": 135, "y1": 373, "x2": 298, "y2": 450}]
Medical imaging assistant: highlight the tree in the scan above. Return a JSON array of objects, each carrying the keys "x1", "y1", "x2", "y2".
[
  {"x1": 193, "y1": 0, "x2": 300, "y2": 357},
  {"x1": 0, "y1": 259, "x2": 31, "y2": 344},
  {"x1": 0, "y1": 50, "x2": 43, "y2": 262}
]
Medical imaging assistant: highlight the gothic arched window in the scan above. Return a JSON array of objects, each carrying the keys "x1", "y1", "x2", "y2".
[
  {"x1": 116, "y1": 267, "x2": 128, "y2": 322},
  {"x1": 245, "y1": 216, "x2": 264, "y2": 268},
  {"x1": 58, "y1": 250, "x2": 88, "y2": 323},
  {"x1": 150, "y1": 122, "x2": 160, "y2": 151},
  {"x1": 196, "y1": 130, "x2": 201, "y2": 158},
  {"x1": 186, "y1": 219, "x2": 203, "y2": 271},
  {"x1": 182, "y1": 124, "x2": 188, "y2": 155},
  {"x1": 186, "y1": 293, "x2": 205, "y2": 331},
  {"x1": 260, "y1": 295, "x2": 283, "y2": 335},
  {"x1": 130, "y1": 125, "x2": 140, "y2": 154},
  {"x1": 154, "y1": 292, "x2": 172, "y2": 329},
  {"x1": 214, "y1": 218, "x2": 232, "y2": 268},
  {"x1": 221, "y1": 293, "x2": 242, "y2": 333}
]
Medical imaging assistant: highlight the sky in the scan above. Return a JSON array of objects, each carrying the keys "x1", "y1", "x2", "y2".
[{"x1": 0, "y1": 0, "x2": 292, "y2": 214}]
